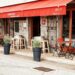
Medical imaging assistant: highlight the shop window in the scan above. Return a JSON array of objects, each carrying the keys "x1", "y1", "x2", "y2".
[
  {"x1": 72, "y1": 11, "x2": 75, "y2": 38},
  {"x1": 63, "y1": 12, "x2": 69, "y2": 38},
  {"x1": 14, "y1": 21, "x2": 19, "y2": 32},
  {"x1": 9, "y1": 19, "x2": 14, "y2": 37}
]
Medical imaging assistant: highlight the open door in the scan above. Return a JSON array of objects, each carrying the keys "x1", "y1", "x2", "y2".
[
  {"x1": 32, "y1": 17, "x2": 40, "y2": 37},
  {"x1": 28, "y1": 17, "x2": 40, "y2": 45}
]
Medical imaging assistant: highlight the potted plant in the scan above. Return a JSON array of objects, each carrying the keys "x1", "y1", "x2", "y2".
[
  {"x1": 3, "y1": 34, "x2": 11, "y2": 55},
  {"x1": 32, "y1": 39, "x2": 42, "y2": 61}
]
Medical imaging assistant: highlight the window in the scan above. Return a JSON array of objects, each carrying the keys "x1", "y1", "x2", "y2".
[
  {"x1": 14, "y1": 21, "x2": 19, "y2": 32},
  {"x1": 63, "y1": 12, "x2": 69, "y2": 38},
  {"x1": 72, "y1": 11, "x2": 75, "y2": 38}
]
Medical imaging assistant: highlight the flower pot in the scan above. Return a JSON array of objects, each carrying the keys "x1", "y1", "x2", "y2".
[
  {"x1": 33, "y1": 48, "x2": 42, "y2": 61},
  {"x1": 4, "y1": 43, "x2": 11, "y2": 55}
]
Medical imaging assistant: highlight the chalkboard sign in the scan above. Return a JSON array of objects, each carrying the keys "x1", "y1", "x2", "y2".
[{"x1": 15, "y1": 22, "x2": 19, "y2": 32}]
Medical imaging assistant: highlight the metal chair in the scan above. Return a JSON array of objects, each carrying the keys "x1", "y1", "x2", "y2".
[{"x1": 57, "y1": 37, "x2": 74, "y2": 60}]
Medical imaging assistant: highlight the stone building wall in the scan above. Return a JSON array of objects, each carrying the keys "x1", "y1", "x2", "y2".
[
  {"x1": 19, "y1": 18, "x2": 28, "y2": 43},
  {"x1": 40, "y1": 17, "x2": 48, "y2": 39}
]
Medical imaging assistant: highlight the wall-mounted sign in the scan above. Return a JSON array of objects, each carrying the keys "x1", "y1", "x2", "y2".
[
  {"x1": 23, "y1": 23, "x2": 27, "y2": 27},
  {"x1": 40, "y1": 17, "x2": 47, "y2": 26}
]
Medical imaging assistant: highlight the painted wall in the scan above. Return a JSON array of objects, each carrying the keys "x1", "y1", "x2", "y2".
[
  {"x1": 0, "y1": 0, "x2": 37, "y2": 7},
  {"x1": 19, "y1": 18, "x2": 29, "y2": 44},
  {"x1": 47, "y1": 16, "x2": 60, "y2": 47},
  {"x1": 40, "y1": 17, "x2": 48, "y2": 39}
]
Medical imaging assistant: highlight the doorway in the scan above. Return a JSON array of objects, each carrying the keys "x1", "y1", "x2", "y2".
[{"x1": 32, "y1": 17, "x2": 40, "y2": 37}]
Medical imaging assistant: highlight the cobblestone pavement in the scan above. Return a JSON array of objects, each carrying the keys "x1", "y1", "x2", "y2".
[{"x1": 0, "y1": 53, "x2": 75, "y2": 75}]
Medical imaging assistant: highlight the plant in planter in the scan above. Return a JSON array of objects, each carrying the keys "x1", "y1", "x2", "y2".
[
  {"x1": 32, "y1": 39, "x2": 42, "y2": 61},
  {"x1": 3, "y1": 34, "x2": 11, "y2": 54}
]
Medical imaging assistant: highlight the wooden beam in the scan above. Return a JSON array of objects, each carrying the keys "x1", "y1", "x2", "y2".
[
  {"x1": 69, "y1": 10, "x2": 72, "y2": 42},
  {"x1": 28, "y1": 18, "x2": 33, "y2": 45},
  {"x1": 4, "y1": 19, "x2": 7, "y2": 34},
  {"x1": 60, "y1": 16, "x2": 63, "y2": 37},
  {"x1": 8, "y1": 19, "x2": 10, "y2": 36}
]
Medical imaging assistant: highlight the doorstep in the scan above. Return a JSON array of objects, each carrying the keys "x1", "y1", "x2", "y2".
[{"x1": 14, "y1": 50, "x2": 75, "y2": 66}]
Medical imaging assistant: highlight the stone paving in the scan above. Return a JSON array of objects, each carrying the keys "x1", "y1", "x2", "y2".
[
  {"x1": 15, "y1": 49, "x2": 75, "y2": 66},
  {"x1": 0, "y1": 53, "x2": 75, "y2": 75}
]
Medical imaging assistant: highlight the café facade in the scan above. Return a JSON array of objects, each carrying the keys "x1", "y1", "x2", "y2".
[{"x1": 0, "y1": 0, "x2": 74, "y2": 48}]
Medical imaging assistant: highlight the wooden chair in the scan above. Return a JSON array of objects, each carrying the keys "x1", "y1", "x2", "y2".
[{"x1": 11, "y1": 38, "x2": 26, "y2": 50}]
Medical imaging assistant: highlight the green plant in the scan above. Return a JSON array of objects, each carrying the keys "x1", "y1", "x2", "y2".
[
  {"x1": 32, "y1": 39, "x2": 41, "y2": 48},
  {"x1": 3, "y1": 34, "x2": 10, "y2": 44}
]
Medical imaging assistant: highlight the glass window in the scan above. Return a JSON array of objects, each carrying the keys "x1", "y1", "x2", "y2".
[
  {"x1": 14, "y1": 21, "x2": 19, "y2": 32},
  {"x1": 63, "y1": 11, "x2": 69, "y2": 38},
  {"x1": 72, "y1": 11, "x2": 75, "y2": 38}
]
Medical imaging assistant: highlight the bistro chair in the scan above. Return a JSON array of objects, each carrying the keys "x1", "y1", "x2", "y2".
[
  {"x1": 57, "y1": 37, "x2": 64, "y2": 53},
  {"x1": 11, "y1": 35, "x2": 27, "y2": 50},
  {"x1": 56, "y1": 37, "x2": 69, "y2": 57},
  {"x1": 31, "y1": 36, "x2": 49, "y2": 53},
  {"x1": 57, "y1": 37, "x2": 74, "y2": 60}
]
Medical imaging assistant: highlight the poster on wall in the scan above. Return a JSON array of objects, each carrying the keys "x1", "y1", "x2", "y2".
[
  {"x1": 40, "y1": 17, "x2": 47, "y2": 26},
  {"x1": 23, "y1": 23, "x2": 27, "y2": 30},
  {"x1": 40, "y1": 17, "x2": 47, "y2": 38},
  {"x1": 41, "y1": 26, "x2": 47, "y2": 38},
  {"x1": 48, "y1": 17, "x2": 58, "y2": 47},
  {"x1": 49, "y1": 30, "x2": 57, "y2": 47}
]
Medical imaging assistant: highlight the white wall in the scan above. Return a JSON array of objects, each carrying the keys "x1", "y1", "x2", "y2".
[
  {"x1": 40, "y1": 17, "x2": 47, "y2": 38},
  {"x1": 0, "y1": 0, "x2": 37, "y2": 7},
  {"x1": 19, "y1": 18, "x2": 29, "y2": 44}
]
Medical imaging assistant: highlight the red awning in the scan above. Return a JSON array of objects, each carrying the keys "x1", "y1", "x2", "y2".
[{"x1": 0, "y1": 0, "x2": 72, "y2": 18}]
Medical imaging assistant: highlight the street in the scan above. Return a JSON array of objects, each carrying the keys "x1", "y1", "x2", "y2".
[{"x1": 0, "y1": 53, "x2": 75, "y2": 75}]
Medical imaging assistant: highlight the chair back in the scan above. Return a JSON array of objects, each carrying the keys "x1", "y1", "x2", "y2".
[
  {"x1": 57, "y1": 37, "x2": 64, "y2": 44},
  {"x1": 56, "y1": 37, "x2": 64, "y2": 51}
]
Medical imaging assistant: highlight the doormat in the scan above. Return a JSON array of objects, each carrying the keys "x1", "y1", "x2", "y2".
[{"x1": 34, "y1": 67, "x2": 54, "y2": 72}]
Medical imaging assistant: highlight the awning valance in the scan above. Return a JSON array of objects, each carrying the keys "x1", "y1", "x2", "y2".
[{"x1": 0, "y1": 0, "x2": 72, "y2": 18}]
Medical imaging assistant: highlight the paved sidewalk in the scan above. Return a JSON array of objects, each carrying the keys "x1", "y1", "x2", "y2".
[
  {"x1": 0, "y1": 54, "x2": 75, "y2": 75},
  {"x1": 0, "y1": 47, "x2": 75, "y2": 66},
  {"x1": 14, "y1": 49, "x2": 75, "y2": 66}
]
